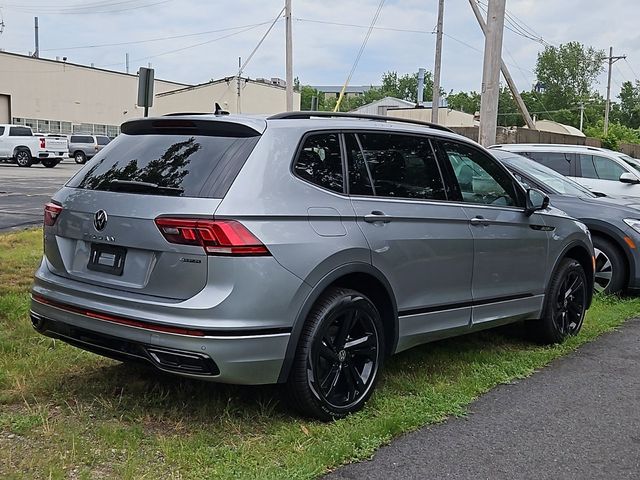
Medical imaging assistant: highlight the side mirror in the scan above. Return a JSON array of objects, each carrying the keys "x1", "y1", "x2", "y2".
[
  {"x1": 619, "y1": 172, "x2": 640, "y2": 184},
  {"x1": 525, "y1": 188, "x2": 549, "y2": 216}
]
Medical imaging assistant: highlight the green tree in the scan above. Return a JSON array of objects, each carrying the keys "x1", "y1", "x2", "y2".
[
  {"x1": 616, "y1": 80, "x2": 640, "y2": 129},
  {"x1": 299, "y1": 85, "x2": 326, "y2": 111},
  {"x1": 446, "y1": 90, "x2": 480, "y2": 114},
  {"x1": 533, "y1": 42, "x2": 606, "y2": 127},
  {"x1": 585, "y1": 120, "x2": 640, "y2": 149},
  {"x1": 380, "y1": 71, "x2": 437, "y2": 103}
]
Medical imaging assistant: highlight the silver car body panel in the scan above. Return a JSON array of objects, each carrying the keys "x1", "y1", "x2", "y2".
[{"x1": 31, "y1": 115, "x2": 594, "y2": 385}]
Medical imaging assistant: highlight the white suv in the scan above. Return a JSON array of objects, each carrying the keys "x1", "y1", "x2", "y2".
[{"x1": 491, "y1": 144, "x2": 640, "y2": 198}]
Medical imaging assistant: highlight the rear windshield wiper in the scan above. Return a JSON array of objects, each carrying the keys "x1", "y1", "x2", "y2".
[{"x1": 106, "y1": 179, "x2": 184, "y2": 196}]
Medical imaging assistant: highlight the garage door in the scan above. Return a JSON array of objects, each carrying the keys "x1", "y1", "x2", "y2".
[{"x1": 0, "y1": 95, "x2": 10, "y2": 123}]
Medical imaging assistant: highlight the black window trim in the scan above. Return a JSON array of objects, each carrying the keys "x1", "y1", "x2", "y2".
[
  {"x1": 343, "y1": 129, "x2": 450, "y2": 202},
  {"x1": 432, "y1": 138, "x2": 528, "y2": 210},
  {"x1": 290, "y1": 129, "x2": 348, "y2": 195}
]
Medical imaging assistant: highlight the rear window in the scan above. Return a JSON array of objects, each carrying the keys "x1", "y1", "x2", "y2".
[
  {"x1": 96, "y1": 136, "x2": 111, "y2": 145},
  {"x1": 9, "y1": 126, "x2": 32, "y2": 137},
  {"x1": 66, "y1": 133, "x2": 259, "y2": 198},
  {"x1": 71, "y1": 135, "x2": 94, "y2": 143}
]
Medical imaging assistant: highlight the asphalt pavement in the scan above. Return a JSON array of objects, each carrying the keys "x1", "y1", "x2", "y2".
[
  {"x1": 327, "y1": 318, "x2": 640, "y2": 480},
  {"x1": 0, "y1": 162, "x2": 81, "y2": 232}
]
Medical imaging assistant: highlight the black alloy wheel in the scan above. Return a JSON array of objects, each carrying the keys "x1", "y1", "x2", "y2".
[
  {"x1": 551, "y1": 267, "x2": 587, "y2": 337},
  {"x1": 288, "y1": 288, "x2": 384, "y2": 420},
  {"x1": 531, "y1": 258, "x2": 588, "y2": 344}
]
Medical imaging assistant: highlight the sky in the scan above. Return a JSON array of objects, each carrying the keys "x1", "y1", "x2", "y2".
[{"x1": 0, "y1": 0, "x2": 638, "y2": 98}]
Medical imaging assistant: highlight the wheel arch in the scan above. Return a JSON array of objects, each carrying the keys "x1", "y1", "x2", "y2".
[
  {"x1": 277, "y1": 263, "x2": 398, "y2": 383},
  {"x1": 587, "y1": 223, "x2": 633, "y2": 289},
  {"x1": 13, "y1": 145, "x2": 31, "y2": 155},
  {"x1": 552, "y1": 240, "x2": 594, "y2": 308}
]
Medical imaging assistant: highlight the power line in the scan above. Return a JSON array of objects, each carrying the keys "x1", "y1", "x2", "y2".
[
  {"x1": 41, "y1": 21, "x2": 275, "y2": 52},
  {"x1": 295, "y1": 17, "x2": 430, "y2": 35},
  {"x1": 2, "y1": 0, "x2": 172, "y2": 14},
  {"x1": 624, "y1": 59, "x2": 639, "y2": 81},
  {"x1": 334, "y1": 0, "x2": 386, "y2": 111}
]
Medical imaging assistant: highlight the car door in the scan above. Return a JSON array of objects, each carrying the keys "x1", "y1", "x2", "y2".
[
  {"x1": 345, "y1": 132, "x2": 474, "y2": 352},
  {"x1": 576, "y1": 153, "x2": 640, "y2": 197},
  {"x1": 435, "y1": 140, "x2": 550, "y2": 326}
]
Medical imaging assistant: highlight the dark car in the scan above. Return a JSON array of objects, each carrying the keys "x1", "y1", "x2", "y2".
[{"x1": 493, "y1": 149, "x2": 640, "y2": 294}]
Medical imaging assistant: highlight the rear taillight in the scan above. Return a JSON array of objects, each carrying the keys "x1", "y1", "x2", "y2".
[
  {"x1": 39, "y1": 137, "x2": 46, "y2": 149},
  {"x1": 44, "y1": 202, "x2": 62, "y2": 226},
  {"x1": 154, "y1": 218, "x2": 270, "y2": 256}
]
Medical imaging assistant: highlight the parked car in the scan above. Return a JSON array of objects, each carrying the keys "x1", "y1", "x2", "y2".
[
  {"x1": 69, "y1": 134, "x2": 111, "y2": 164},
  {"x1": 30, "y1": 112, "x2": 594, "y2": 420},
  {"x1": 492, "y1": 148, "x2": 640, "y2": 294},
  {"x1": 0, "y1": 124, "x2": 68, "y2": 167},
  {"x1": 490, "y1": 144, "x2": 640, "y2": 198}
]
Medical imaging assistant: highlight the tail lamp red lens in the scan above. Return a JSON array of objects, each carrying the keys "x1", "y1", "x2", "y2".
[
  {"x1": 154, "y1": 218, "x2": 270, "y2": 256},
  {"x1": 44, "y1": 202, "x2": 63, "y2": 226},
  {"x1": 39, "y1": 137, "x2": 46, "y2": 149}
]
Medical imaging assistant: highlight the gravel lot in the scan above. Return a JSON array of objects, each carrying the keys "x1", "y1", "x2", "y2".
[{"x1": 0, "y1": 161, "x2": 82, "y2": 232}]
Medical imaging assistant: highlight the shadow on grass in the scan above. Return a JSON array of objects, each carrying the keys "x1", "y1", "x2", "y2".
[{"x1": 20, "y1": 322, "x2": 536, "y2": 426}]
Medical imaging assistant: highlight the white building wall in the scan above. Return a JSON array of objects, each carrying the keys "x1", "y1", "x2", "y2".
[
  {"x1": 154, "y1": 78, "x2": 301, "y2": 115},
  {"x1": 0, "y1": 51, "x2": 187, "y2": 133},
  {"x1": 388, "y1": 108, "x2": 476, "y2": 127}
]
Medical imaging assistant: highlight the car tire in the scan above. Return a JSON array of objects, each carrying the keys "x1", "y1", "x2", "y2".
[
  {"x1": 74, "y1": 151, "x2": 87, "y2": 164},
  {"x1": 287, "y1": 287, "x2": 384, "y2": 421},
  {"x1": 592, "y1": 237, "x2": 626, "y2": 295},
  {"x1": 530, "y1": 258, "x2": 588, "y2": 345},
  {"x1": 15, "y1": 149, "x2": 32, "y2": 167},
  {"x1": 41, "y1": 159, "x2": 57, "y2": 168}
]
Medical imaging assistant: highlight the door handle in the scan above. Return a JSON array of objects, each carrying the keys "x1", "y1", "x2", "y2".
[
  {"x1": 364, "y1": 211, "x2": 393, "y2": 223},
  {"x1": 470, "y1": 216, "x2": 491, "y2": 227}
]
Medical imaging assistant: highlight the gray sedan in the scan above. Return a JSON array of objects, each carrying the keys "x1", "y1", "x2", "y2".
[{"x1": 493, "y1": 149, "x2": 640, "y2": 294}]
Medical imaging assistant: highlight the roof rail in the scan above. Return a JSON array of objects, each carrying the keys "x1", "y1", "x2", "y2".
[
  {"x1": 163, "y1": 112, "x2": 213, "y2": 116},
  {"x1": 267, "y1": 111, "x2": 454, "y2": 133}
]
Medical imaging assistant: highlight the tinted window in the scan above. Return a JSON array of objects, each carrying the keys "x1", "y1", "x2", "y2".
[
  {"x1": 96, "y1": 136, "x2": 111, "y2": 145},
  {"x1": 579, "y1": 154, "x2": 625, "y2": 181},
  {"x1": 0, "y1": 127, "x2": 4, "y2": 135},
  {"x1": 71, "y1": 135, "x2": 94, "y2": 143},
  {"x1": 439, "y1": 141, "x2": 520, "y2": 207},
  {"x1": 293, "y1": 133, "x2": 344, "y2": 193},
  {"x1": 9, "y1": 126, "x2": 32, "y2": 137},
  {"x1": 524, "y1": 151, "x2": 574, "y2": 176},
  {"x1": 345, "y1": 133, "x2": 374, "y2": 196},
  {"x1": 67, "y1": 133, "x2": 259, "y2": 198},
  {"x1": 351, "y1": 132, "x2": 446, "y2": 200}
]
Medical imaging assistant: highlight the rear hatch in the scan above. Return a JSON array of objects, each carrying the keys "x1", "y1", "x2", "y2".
[{"x1": 44, "y1": 117, "x2": 263, "y2": 300}]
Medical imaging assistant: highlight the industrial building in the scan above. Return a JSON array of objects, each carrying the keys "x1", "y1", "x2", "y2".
[{"x1": 0, "y1": 51, "x2": 300, "y2": 136}]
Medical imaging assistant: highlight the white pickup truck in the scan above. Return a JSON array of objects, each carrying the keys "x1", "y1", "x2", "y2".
[{"x1": 0, "y1": 124, "x2": 69, "y2": 168}]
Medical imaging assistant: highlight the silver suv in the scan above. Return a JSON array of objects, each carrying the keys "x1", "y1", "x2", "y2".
[
  {"x1": 31, "y1": 112, "x2": 594, "y2": 420},
  {"x1": 69, "y1": 134, "x2": 111, "y2": 164}
]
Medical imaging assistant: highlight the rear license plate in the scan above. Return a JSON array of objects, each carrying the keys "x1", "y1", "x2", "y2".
[{"x1": 87, "y1": 243, "x2": 126, "y2": 276}]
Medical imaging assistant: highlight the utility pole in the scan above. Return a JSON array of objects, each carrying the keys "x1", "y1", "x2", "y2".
[
  {"x1": 431, "y1": 0, "x2": 444, "y2": 123},
  {"x1": 237, "y1": 56, "x2": 242, "y2": 113},
  {"x1": 468, "y1": 0, "x2": 535, "y2": 129},
  {"x1": 125, "y1": 53, "x2": 130, "y2": 74},
  {"x1": 478, "y1": 0, "x2": 506, "y2": 147},
  {"x1": 285, "y1": 0, "x2": 294, "y2": 111},
  {"x1": 33, "y1": 17, "x2": 39, "y2": 58},
  {"x1": 604, "y1": 46, "x2": 626, "y2": 135},
  {"x1": 579, "y1": 101, "x2": 585, "y2": 132}
]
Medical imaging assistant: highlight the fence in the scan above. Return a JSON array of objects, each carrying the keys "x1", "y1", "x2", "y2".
[{"x1": 449, "y1": 126, "x2": 602, "y2": 148}]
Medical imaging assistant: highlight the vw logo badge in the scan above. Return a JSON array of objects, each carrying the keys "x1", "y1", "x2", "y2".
[{"x1": 94, "y1": 209, "x2": 108, "y2": 231}]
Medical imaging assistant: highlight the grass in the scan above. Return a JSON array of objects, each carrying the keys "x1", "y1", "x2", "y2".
[{"x1": 1, "y1": 228, "x2": 639, "y2": 479}]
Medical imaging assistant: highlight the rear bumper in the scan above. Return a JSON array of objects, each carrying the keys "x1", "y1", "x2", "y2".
[
  {"x1": 30, "y1": 296, "x2": 291, "y2": 384},
  {"x1": 37, "y1": 152, "x2": 68, "y2": 159}
]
